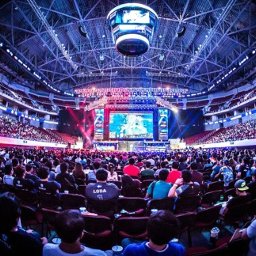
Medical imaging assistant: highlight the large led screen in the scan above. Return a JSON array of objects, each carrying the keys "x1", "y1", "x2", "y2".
[
  {"x1": 158, "y1": 108, "x2": 168, "y2": 140},
  {"x1": 115, "y1": 10, "x2": 150, "y2": 24},
  {"x1": 109, "y1": 112, "x2": 153, "y2": 139},
  {"x1": 94, "y1": 109, "x2": 104, "y2": 140}
]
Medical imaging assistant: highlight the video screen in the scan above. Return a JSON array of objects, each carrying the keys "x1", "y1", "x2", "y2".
[
  {"x1": 115, "y1": 10, "x2": 150, "y2": 24},
  {"x1": 158, "y1": 109, "x2": 168, "y2": 140},
  {"x1": 94, "y1": 109, "x2": 104, "y2": 140},
  {"x1": 109, "y1": 112, "x2": 153, "y2": 139}
]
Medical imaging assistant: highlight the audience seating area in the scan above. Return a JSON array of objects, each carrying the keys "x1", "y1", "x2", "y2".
[
  {"x1": 0, "y1": 115, "x2": 78, "y2": 144},
  {"x1": 0, "y1": 147, "x2": 255, "y2": 255},
  {"x1": 205, "y1": 87, "x2": 256, "y2": 114},
  {"x1": 186, "y1": 119, "x2": 256, "y2": 145}
]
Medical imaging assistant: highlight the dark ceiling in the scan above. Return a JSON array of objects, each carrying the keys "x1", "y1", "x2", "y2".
[{"x1": 0, "y1": 0, "x2": 255, "y2": 94}]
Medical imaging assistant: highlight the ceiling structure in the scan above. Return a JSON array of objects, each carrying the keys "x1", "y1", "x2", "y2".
[{"x1": 0, "y1": 0, "x2": 255, "y2": 95}]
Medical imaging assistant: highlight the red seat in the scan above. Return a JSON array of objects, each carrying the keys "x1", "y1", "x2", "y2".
[
  {"x1": 81, "y1": 215, "x2": 113, "y2": 250},
  {"x1": 113, "y1": 216, "x2": 149, "y2": 243},
  {"x1": 117, "y1": 197, "x2": 147, "y2": 216}
]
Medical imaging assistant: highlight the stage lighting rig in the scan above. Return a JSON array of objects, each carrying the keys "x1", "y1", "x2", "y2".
[{"x1": 107, "y1": 3, "x2": 158, "y2": 56}]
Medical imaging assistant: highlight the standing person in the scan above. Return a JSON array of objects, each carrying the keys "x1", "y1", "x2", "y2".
[
  {"x1": 123, "y1": 210, "x2": 185, "y2": 256},
  {"x1": 145, "y1": 169, "x2": 171, "y2": 200},
  {"x1": 0, "y1": 192, "x2": 47, "y2": 256},
  {"x1": 43, "y1": 209, "x2": 107, "y2": 256},
  {"x1": 123, "y1": 158, "x2": 140, "y2": 178}
]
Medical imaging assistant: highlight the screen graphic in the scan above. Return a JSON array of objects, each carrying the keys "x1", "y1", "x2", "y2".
[
  {"x1": 94, "y1": 109, "x2": 104, "y2": 140},
  {"x1": 109, "y1": 112, "x2": 153, "y2": 139},
  {"x1": 158, "y1": 109, "x2": 168, "y2": 140},
  {"x1": 115, "y1": 10, "x2": 150, "y2": 24}
]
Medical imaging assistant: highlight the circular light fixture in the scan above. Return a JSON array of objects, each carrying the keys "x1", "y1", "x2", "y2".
[
  {"x1": 107, "y1": 3, "x2": 158, "y2": 56},
  {"x1": 116, "y1": 34, "x2": 149, "y2": 56}
]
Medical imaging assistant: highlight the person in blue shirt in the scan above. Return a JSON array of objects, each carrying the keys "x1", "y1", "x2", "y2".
[
  {"x1": 145, "y1": 169, "x2": 171, "y2": 199},
  {"x1": 123, "y1": 210, "x2": 185, "y2": 256},
  {"x1": 210, "y1": 159, "x2": 222, "y2": 181}
]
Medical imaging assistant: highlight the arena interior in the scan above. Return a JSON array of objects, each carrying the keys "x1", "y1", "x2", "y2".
[{"x1": 0, "y1": 0, "x2": 256, "y2": 255}]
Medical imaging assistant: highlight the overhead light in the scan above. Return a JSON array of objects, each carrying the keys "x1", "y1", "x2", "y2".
[
  {"x1": 177, "y1": 26, "x2": 186, "y2": 37},
  {"x1": 78, "y1": 25, "x2": 87, "y2": 38},
  {"x1": 159, "y1": 54, "x2": 164, "y2": 61}
]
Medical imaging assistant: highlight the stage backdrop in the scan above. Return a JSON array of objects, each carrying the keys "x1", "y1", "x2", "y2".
[
  {"x1": 58, "y1": 109, "x2": 85, "y2": 136},
  {"x1": 58, "y1": 109, "x2": 94, "y2": 146},
  {"x1": 168, "y1": 109, "x2": 204, "y2": 139}
]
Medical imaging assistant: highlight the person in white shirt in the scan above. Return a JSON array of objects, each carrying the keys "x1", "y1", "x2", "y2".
[{"x1": 43, "y1": 209, "x2": 108, "y2": 256}]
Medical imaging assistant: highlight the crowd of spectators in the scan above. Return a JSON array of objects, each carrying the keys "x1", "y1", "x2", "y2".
[
  {"x1": 0, "y1": 147, "x2": 256, "y2": 255},
  {"x1": 203, "y1": 120, "x2": 256, "y2": 144},
  {"x1": 0, "y1": 115, "x2": 65, "y2": 143},
  {"x1": 206, "y1": 88, "x2": 256, "y2": 114}
]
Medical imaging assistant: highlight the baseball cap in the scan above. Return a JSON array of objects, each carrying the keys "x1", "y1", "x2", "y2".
[{"x1": 234, "y1": 179, "x2": 249, "y2": 191}]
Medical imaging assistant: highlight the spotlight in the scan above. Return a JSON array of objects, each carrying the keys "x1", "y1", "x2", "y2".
[
  {"x1": 159, "y1": 54, "x2": 164, "y2": 61},
  {"x1": 78, "y1": 25, "x2": 87, "y2": 37},
  {"x1": 177, "y1": 26, "x2": 186, "y2": 37}
]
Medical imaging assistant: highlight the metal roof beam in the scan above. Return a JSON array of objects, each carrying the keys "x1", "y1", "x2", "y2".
[{"x1": 185, "y1": 0, "x2": 251, "y2": 88}]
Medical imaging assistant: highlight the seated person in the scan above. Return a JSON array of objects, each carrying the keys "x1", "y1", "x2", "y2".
[
  {"x1": 123, "y1": 210, "x2": 185, "y2": 256},
  {"x1": 166, "y1": 161, "x2": 181, "y2": 184},
  {"x1": 85, "y1": 168, "x2": 120, "y2": 216},
  {"x1": 25, "y1": 163, "x2": 40, "y2": 183},
  {"x1": 87, "y1": 161, "x2": 100, "y2": 183},
  {"x1": 43, "y1": 209, "x2": 107, "y2": 256},
  {"x1": 140, "y1": 161, "x2": 155, "y2": 181},
  {"x1": 121, "y1": 175, "x2": 143, "y2": 197},
  {"x1": 215, "y1": 160, "x2": 234, "y2": 188},
  {"x1": 13, "y1": 165, "x2": 35, "y2": 191},
  {"x1": 3, "y1": 164, "x2": 14, "y2": 186},
  {"x1": 248, "y1": 168, "x2": 256, "y2": 196},
  {"x1": 123, "y1": 158, "x2": 140, "y2": 178},
  {"x1": 72, "y1": 162, "x2": 86, "y2": 185},
  {"x1": 35, "y1": 165, "x2": 61, "y2": 194},
  {"x1": 219, "y1": 179, "x2": 251, "y2": 216},
  {"x1": 189, "y1": 162, "x2": 203, "y2": 185},
  {"x1": 0, "y1": 192, "x2": 47, "y2": 256},
  {"x1": 145, "y1": 169, "x2": 171, "y2": 200},
  {"x1": 55, "y1": 162, "x2": 77, "y2": 193},
  {"x1": 107, "y1": 163, "x2": 118, "y2": 182},
  {"x1": 168, "y1": 170, "x2": 201, "y2": 198},
  {"x1": 210, "y1": 159, "x2": 222, "y2": 181},
  {"x1": 240, "y1": 218, "x2": 256, "y2": 256}
]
